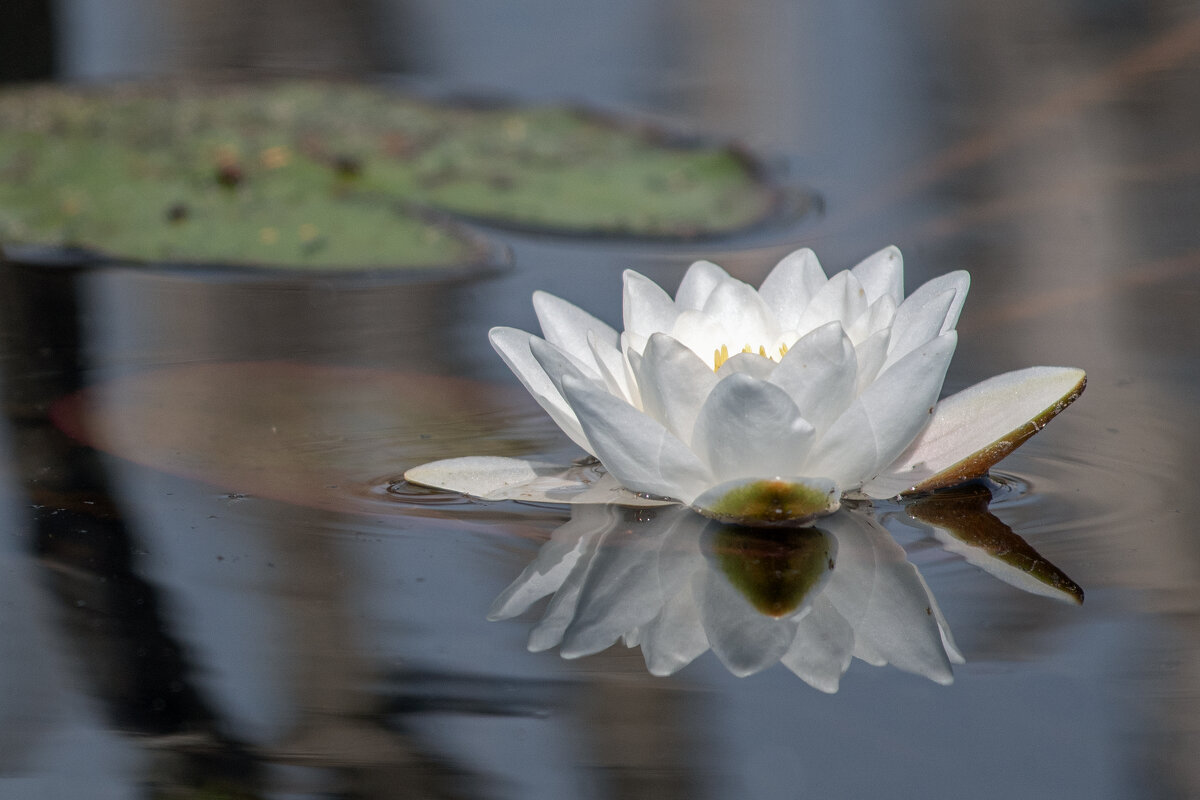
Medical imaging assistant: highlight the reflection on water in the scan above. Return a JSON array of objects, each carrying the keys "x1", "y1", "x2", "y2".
[
  {"x1": 905, "y1": 483, "x2": 1084, "y2": 604},
  {"x1": 0, "y1": 247, "x2": 1095, "y2": 798},
  {"x1": 490, "y1": 491, "x2": 1080, "y2": 691},
  {"x1": 491, "y1": 505, "x2": 960, "y2": 688},
  {"x1": 5, "y1": 2, "x2": 1200, "y2": 798}
]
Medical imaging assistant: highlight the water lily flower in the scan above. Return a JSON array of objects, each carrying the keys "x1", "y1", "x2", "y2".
[
  {"x1": 489, "y1": 505, "x2": 964, "y2": 689},
  {"x1": 406, "y1": 247, "x2": 1085, "y2": 525}
]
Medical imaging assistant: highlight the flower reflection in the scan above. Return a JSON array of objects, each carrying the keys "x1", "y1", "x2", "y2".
[
  {"x1": 491, "y1": 506, "x2": 965, "y2": 691},
  {"x1": 492, "y1": 497, "x2": 1081, "y2": 690}
]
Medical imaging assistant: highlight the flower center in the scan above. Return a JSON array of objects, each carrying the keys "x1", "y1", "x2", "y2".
[{"x1": 712, "y1": 342, "x2": 789, "y2": 371}]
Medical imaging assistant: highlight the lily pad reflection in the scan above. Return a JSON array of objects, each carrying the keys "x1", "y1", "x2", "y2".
[{"x1": 906, "y1": 483, "x2": 1084, "y2": 604}]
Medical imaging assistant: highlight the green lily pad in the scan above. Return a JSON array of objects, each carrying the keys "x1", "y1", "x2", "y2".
[{"x1": 0, "y1": 82, "x2": 785, "y2": 269}]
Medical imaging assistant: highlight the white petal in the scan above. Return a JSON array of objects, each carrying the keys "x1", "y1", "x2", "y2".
[
  {"x1": 489, "y1": 327, "x2": 591, "y2": 452},
  {"x1": 675, "y1": 259, "x2": 733, "y2": 310},
  {"x1": 622, "y1": 339, "x2": 644, "y2": 409},
  {"x1": 533, "y1": 290, "x2": 619, "y2": 367},
  {"x1": 845, "y1": 293, "x2": 896, "y2": 346},
  {"x1": 622, "y1": 326, "x2": 649, "y2": 358},
  {"x1": 669, "y1": 309, "x2": 735, "y2": 365},
  {"x1": 623, "y1": 269, "x2": 679, "y2": 339},
  {"x1": 560, "y1": 373, "x2": 713, "y2": 503},
  {"x1": 793, "y1": 270, "x2": 869, "y2": 337},
  {"x1": 636, "y1": 333, "x2": 719, "y2": 442},
  {"x1": 849, "y1": 245, "x2": 904, "y2": 307},
  {"x1": 801, "y1": 401, "x2": 876, "y2": 490},
  {"x1": 691, "y1": 373, "x2": 815, "y2": 483},
  {"x1": 768, "y1": 321, "x2": 857, "y2": 431},
  {"x1": 864, "y1": 366, "x2": 1086, "y2": 497},
  {"x1": 807, "y1": 332, "x2": 957, "y2": 488},
  {"x1": 759, "y1": 248, "x2": 828, "y2": 331},
  {"x1": 529, "y1": 336, "x2": 603, "y2": 395},
  {"x1": 588, "y1": 330, "x2": 634, "y2": 402},
  {"x1": 852, "y1": 328, "x2": 891, "y2": 394},
  {"x1": 885, "y1": 270, "x2": 969, "y2": 368},
  {"x1": 881, "y1": 288, "x2": 954, "y2": 372},
  {"x1": 856, "y1": 331, "x2": 958, "y2": 472},
  {"x1": 864, "y1": 294, "x2": 898, "y2": 335},
  {"x1": 403, "y1": 456, "x2": 675, "y2": 506},
  {"x1": 702, "y1": 279, "x2": 778, "y2": 346}
]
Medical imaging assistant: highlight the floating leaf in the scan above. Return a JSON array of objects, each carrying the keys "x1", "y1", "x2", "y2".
[
  {"x1": 866, "y1": 366, "x2": 1086, "y2": 497},
  {"x1": 0, "y1": 82, "x2": 788, "y2": 270},
  {"x1": 403, "y1": 455, "x2": 670, "y2": 507}
]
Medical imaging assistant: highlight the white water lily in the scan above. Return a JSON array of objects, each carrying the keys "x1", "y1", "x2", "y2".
[{"x1": 406, "y1": 247, "x2": 1085, "y2": 525}]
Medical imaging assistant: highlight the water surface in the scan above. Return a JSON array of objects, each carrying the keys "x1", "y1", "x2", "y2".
[{"x1": 5, "y1": 3, "x2": 1200, "y2": 798}]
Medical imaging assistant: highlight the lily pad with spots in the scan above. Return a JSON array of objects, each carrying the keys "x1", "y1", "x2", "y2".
[{"x1": 0, "y1": 82, "x2": 791, "y2": 271}]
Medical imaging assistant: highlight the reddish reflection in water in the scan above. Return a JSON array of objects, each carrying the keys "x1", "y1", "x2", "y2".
[{"x1": 51, "y1": 362, "x2": 544, "y2": 518}]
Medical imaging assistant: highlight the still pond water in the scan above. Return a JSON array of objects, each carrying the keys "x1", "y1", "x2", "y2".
[{"x1": 5, "y1": 2, "x2": 1200, "y2": 798}]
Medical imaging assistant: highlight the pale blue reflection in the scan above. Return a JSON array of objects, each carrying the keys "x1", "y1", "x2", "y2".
[
  {"x1": 0, "y1": 475, "x2": 143, "y2": 797},
  {"x1": 490, "y1": 505, "x2": 967, "y2": 692}
]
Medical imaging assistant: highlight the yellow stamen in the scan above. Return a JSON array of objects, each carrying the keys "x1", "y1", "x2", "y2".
[
  {"x1": 713, "y1": 344, "x2": 730, "y2": 371},
  {"x1": 713, "y1": 341, "x2": 790, "y2": 371}
]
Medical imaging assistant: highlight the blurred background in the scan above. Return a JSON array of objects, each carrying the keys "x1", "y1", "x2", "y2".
[{"x1": 3, "y1": 2, "x2": 1200, "y2": 799}]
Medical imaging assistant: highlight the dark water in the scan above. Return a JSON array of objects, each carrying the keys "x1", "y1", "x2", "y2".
[{"x1": 5, "y1": 2, "x2": 1200, "y2": 798}]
